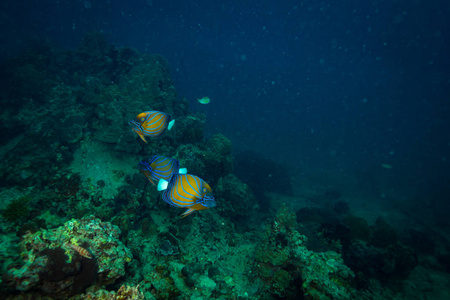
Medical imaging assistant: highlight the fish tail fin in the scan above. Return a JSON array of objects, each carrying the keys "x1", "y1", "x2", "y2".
[
  {"x1": 157, "y1": 179, "x2": 169, "y2": 191},
  {"x1": 178, "y1": 168, "x2": 187, "y2": 174},
  {"x1": 167, "y1": 119, "x2": 175, "y2": 130},
  {"x1": 179, "y1": 208, "x2": 196, "y2": 219}
]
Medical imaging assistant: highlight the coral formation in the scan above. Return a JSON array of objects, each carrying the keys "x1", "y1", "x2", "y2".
[
  {"x1": 3, "y1": 216, "x2": 132, "y2": 297},
  {"x1": 0, "y1": 33, "x2": 427, "y2": 299},
  {"x1": 215, "y1": 173, "x2": 256, "y2": 219},
  {"x1": 79, "y1": 284, "x2": 144, "y2": 300},
  {"x1": 256, "y1": 204, "x2": 356, "y2": 299}
]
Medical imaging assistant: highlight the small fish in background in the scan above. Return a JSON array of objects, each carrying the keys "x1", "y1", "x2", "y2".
[
  {"x1": 381, "y1": 163, "x2": 393, "y2": 169},
  {"x1": 129, "y1": 111, "x2": 175, "y2": 143},
  {"x1": 138, "y1": 155, "x2": 187, "y2": 185},
  {"x1": 197, "y1": 97, "x2": 210, "y2": 104},
  {"x1": 65, "y1": 242, "x2": 93, "y2": 259},
  {"x1": 158, "y1": 174, "x2": 216, "y2": 218}
]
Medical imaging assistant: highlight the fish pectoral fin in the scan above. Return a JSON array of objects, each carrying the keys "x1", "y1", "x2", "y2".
[{"x1": 179, "y1": 208, "x2": 196, "y2": 219}]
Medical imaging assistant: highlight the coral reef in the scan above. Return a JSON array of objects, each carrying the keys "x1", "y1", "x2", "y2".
[
  {"x1": 215, "y1": 173, "x2": 256, "y2": 220},
  {"x1": 0, "y1": 33, "x2": 430, "y2": 300},
  {"x1": 175, "y1": 133, "x2": 233, "y2": 186},
  {"x1": 3, "y1": 216, "x2": 132, "y2": 297},
  {"x1": 78, "y1": 284, "x2": 144, "y2": 300},
  {"x1": 256, "y1": 204, "x2": 356, "y2": 299},
  {"x1": 0, "y1": 31, "x2": 188, "y2": 191},
  {"x1": 345, "y1": 239, "x2": 418, "y2": 286},
  {"x1": 296, "y1": 207, "x2": 419, "y2": 291}
]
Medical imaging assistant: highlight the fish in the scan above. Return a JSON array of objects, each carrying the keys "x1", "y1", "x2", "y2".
[
  {"x1": 65, "y1": 242, "x2": 93, "y2": 259},
  {"x1": 197, "y1": 97, "x2": 210, "y2": 104},
  {"x1": 129, "y1": 111, "x2": 175, "y2": 143},
  {"x1": 138, "y1": 155, "x2": 187, "y2": 185},
  {"x1": 158, "y1": 174, "x2": 217, "y2": 218}
]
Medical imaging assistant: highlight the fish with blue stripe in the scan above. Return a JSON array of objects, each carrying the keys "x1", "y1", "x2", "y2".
[
  {"x1": 138, "y1": 155, "x2": 187, "y2": 185},
  {"x1": 158, "y1": 174, "x2": 217, "y2": 218},
  {"x1": 129, "y1": 111, "x2": 175, "y2": 143}
]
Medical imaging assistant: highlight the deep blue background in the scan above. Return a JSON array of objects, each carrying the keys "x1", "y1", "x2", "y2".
[{"x1": 1, "y1": 0, "x2": 449, "y2": 196}]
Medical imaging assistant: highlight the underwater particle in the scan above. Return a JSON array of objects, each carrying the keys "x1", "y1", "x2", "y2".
[
  {"x1": 381, "y1": 163, "x2": 392, "y2": 169},
  {"x1": 197, "y1": 96, "x2": 210, "y2": 104}
]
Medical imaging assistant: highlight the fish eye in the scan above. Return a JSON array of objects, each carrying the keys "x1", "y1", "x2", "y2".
[{"x1": 141, "y1": 117, "x2": 145, "y2": 121}]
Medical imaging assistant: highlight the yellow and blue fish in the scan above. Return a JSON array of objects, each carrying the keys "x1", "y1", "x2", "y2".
[
  {"x1": 138, "y1": 155, "x2": 187, "y2": 185},
  {"x1": 129, "y1": 111, "x2": 175, "y2": 143},
  {"x1": 158, "y1": 174, "x2": 216, "y2": 218}
]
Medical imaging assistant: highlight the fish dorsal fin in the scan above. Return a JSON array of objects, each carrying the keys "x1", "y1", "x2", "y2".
[
  {"x1": 178, "y1": 168, "x2": 187, "y2": 174},
  {"x1": 157, "y1": 179, "x2": 169, "y2": 191},
  {"x1": 167, "y1": 119, "x2": 175, "y2": 130}
]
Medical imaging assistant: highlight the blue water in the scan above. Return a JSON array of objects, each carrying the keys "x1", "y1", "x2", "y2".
[{"x1": 1, "y1": 1, "x2": 449, "y2": 211}]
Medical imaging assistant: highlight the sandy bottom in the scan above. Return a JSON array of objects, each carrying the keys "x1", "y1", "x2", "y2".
[{"x1": 70, "y1": 139, "x2": 138, "y2": 199}]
